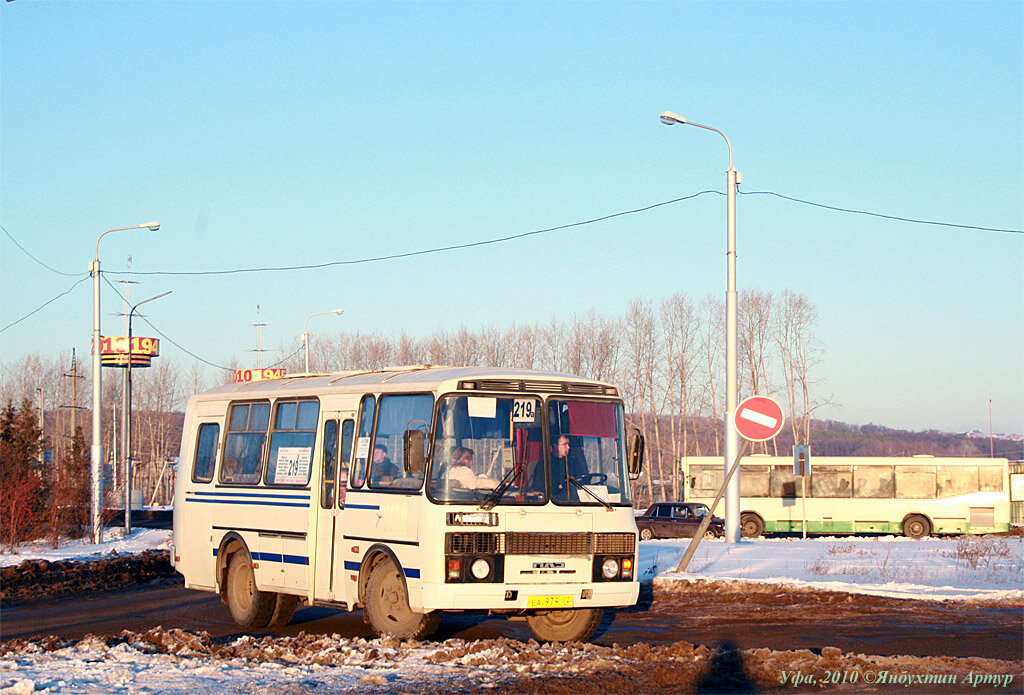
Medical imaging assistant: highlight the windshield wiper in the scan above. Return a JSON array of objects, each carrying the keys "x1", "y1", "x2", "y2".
[
  {"x1": 479, "y1": 462, "x2": 522, "y2": 511},
  {"x1": 568, "y1": 476, "x2": 612, "y2": 510}
]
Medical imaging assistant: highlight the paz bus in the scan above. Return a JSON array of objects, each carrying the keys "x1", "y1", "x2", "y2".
[
  {"x1": 172, "y1": 366, "x2": 644, "y2": 642},
  {"x1": 681, "y1": 455, "x2": 1011, "y2": 538}
]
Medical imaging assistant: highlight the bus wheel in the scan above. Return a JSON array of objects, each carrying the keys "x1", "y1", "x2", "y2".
[
  {"x1": 527, "y1": 607, "x2": 603, "y2": 643},
  {"x1": 902, "y1": 515, "x2": 931, "y2": 539},
  {"x1": 740, "y1": 513, "x2": 764, "y2": 539},
  {"x1": 226, "y1": 551, "x2": 274, "y2": 628},
  {"x1": 267, "y1": 592, "x2": 298, "y2": 628},
  {"x1": 364, "y1": 557, "x2": 440, "y2": 640},
  {"x1": 639, "y1": 527, "x2": 653, "y2": 541}
]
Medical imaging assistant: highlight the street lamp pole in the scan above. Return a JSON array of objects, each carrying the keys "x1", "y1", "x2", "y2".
[
  {"x1": 124, "y1": 290, "x2": 171, "y2": 535},
  {"x1": 303, "y1": 308, "x2": 344, "y2": 373},
  {"x1": 660, "y1": 111, "x2": 743, "y2": 542},
  {"x1": 90, "y1": 222, "x2": 160, "y2": 544}
]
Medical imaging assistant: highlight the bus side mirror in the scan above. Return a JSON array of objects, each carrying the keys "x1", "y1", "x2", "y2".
[
  {"x1": 628, "y1": 430, "x2": 645, "y2": 479},
  {"x1": 404, "y1": 429, "x2": 426, "y2": 475}
]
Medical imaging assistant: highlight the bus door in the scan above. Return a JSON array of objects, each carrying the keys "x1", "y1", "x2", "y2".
[{"x1": 312, "y1": 412, "x2": 356, "y2": 603}]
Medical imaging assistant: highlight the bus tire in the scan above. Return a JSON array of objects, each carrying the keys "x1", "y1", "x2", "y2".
[
  {"x1": 266, "y1": 592, "x2": 298, "y2": 628},
  {"x1": 226, "y1": 551, "x2": 275, "y2": 628},
  {"x1": 902, "y1": 515, "x2": 931, "y2": 539},
  {"x1": 639, "y1": 527, "x2": 653, "y2": 541},
  {"x1": 740, "y1": 513, "x2": 764, "y2": 539},
  {"x1": 527, "y1": 607, "x2": 604, "y2": 643},
  {"x1": 364, "y1": 557, "x2": 440, "y2": 640}
]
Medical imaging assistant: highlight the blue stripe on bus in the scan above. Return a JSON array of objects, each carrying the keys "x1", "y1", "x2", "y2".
[
  {"x1": 211, "y1": 547, "x2": 308, "y2": 566},
  {"x1": 188, "y1": 497, "x2": 309, "y2": 508},
  {"x1": 191, "y1": 490, "x2": 309, "y2": 500},
  {"x1": 342, "y1": 503, "x2": 380, "y2": 510},
  {"x1": 342, "y1": 560, "x2": 419, "y2": 579}
]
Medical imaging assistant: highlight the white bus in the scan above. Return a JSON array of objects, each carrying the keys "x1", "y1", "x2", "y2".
[
  {"x1": 172, "y1": 366, "x2": 644, "y2": 642},
  {"x1": 681, "y1": 455, "x2": 1011, "y2": 539}
]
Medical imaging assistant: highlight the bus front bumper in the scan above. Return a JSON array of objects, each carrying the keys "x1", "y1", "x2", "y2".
[{"x1": 419, "y1": 580, "x2": 640, "y2": 612}]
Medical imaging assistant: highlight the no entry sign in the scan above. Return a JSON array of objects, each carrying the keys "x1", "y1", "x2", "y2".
[{"x1": 734, "y1": 395, "x2": 785, "y2": 442}]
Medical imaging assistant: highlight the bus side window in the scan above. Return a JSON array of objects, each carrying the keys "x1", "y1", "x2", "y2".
[
  {"x1": 221, "y1": 402, "x2": 270, "y2": 485},
  {"x1": 192, "y1": 423, "x2": 220, "y2": 483},
  {"x1": 350, "y1": 395, "x2": 376, "y2": 488},
  {"x1": 321, "y1": 420, "x2": 339, "y2": 508},
  {"x1": 266, "y1": 399, "x2": 319, "y2": 486},
  {"x1": 368, "y1": 393, "x2": 433, "y2": 490},
  {"x1": 339, "y1": 419, "x2": 354, "y2": 507}
]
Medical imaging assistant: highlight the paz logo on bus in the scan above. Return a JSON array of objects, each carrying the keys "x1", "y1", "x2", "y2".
[{"x1": 734, "y1": 395, "x2": 785, "y2": 442}]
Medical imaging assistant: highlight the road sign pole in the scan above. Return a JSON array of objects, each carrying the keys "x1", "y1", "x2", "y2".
[{"x1": 677, "y1": 439, "x2": 750, "y2": 572}]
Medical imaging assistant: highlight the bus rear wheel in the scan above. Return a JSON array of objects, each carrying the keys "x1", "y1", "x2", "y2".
[
  {"x1": 526, "y1": 607, "x2": 604, "y2": 643},
  {"x1": 267, "y1": 592, "x2": 298, "y2": 627},
  {"x1": 902, "y1": 515, "x2": 931, "y2": 539},
  {"x1": 226, "y1": 551, "x2": 275, "y2": 628},
  {"x1": 740, "y1": 513, "x2": 764, "y2": 539},
  {"x1": 364, "y1": 557, "x2": 440, "y2": 640}
]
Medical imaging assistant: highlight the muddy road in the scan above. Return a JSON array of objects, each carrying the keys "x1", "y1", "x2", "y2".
[{"x1": 3, "y1": 576, "x2": 1020, "y2": 662}]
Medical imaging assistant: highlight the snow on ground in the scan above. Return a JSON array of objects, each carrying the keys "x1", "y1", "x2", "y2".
[
  {"x1": 0, "y1": 528, "x2": 171, "y2": 568},
  {"x1": 2, "y1": 531, "x2": 1022, "y2": 694},
  {"x1": 642, "y1": 534, "x2": 1024, "y2": 602},
  {"x1": 5, "y1": 527, "x2": 1020, "y2": 601}
]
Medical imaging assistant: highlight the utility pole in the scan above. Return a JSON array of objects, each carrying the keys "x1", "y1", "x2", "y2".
[
  {"x1": 60, "y1": 349, "x2": 87, "y2": 481},
  {"x1": 248, "y1": 305, "x2": 270, "y2": 369},
  {"x1": 36, "y1": 389, "x2": 44, "y2": 464},
  {"x1": 114, "y1": 259, "x2": 141, "y2": 517}
]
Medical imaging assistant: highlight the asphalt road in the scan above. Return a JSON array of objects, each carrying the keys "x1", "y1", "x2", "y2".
[{"x1": 2, "y1": 580, "x2": 1020, "y2": 662}]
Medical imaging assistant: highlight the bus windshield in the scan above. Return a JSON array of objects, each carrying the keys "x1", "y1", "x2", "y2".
[{"x1": 428, "y1": 395, "x2": 631, "y2": 506}]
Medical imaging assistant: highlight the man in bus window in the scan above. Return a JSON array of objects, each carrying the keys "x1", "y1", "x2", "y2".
[
  {"x1": 370, "y1": 444, "x2": 398, "y2": 484},
  {"x1": 551, "y1": 435, "x2": 587, "y2": 500}
]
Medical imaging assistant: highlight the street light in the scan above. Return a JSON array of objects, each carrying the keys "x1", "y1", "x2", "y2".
[
  {"x1": 304, "y1": 308, "x2": 344, "y2": 373},
  {"x1": 124, "y1": 290, "x2": 171, "y2": 535},
  {"x1": 660, "y1": 111, "x2": 743, "y2": 542},
  {"x1": 91, "y1": 221, "x2": 159, "y2": 544}
]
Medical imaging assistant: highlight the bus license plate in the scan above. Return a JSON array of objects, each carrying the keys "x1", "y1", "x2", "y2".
[{"x1": 527, "y1": 595, "x2": 573, "y2": 609}]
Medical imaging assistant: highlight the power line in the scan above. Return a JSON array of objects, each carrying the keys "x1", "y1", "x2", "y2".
[
  {"x1": 3, "y1": 188, "x2": 1021, "y2": 334},
  {"x1": 741, "y1": 190, "x2": 1023, "y2": 234},
  {"x1": 101, "y1": 275, "x2": 234, "y2": 372},
  {"x1": 0, "y1": 224, "x2": 87, "y2": 277},
  {"x1": 113, "y1": 191, "x2": 721, "y2": 277},
  {"x1": 0, "y1": 275, "x2": 90, "y2": 332}
]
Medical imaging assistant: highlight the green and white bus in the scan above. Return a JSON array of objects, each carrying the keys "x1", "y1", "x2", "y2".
[
  {"x1": 682, "y1": 455, "x2": 1011, "y2": 538},
  {"x1": 172, "y1": 366, "x2": 644, "y2": 643}
]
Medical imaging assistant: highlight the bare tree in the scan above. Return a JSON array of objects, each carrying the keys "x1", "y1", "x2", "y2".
[
  {"x1": 738, "y1": 289, "x2": 776, "y2": 453},
  {"x1": 776, "y1": 291, "x2": 828, "y2": 445},
  {"x1": 660, "y1": 293, "x2": 698, "y2": 499},
  {"x1": 697, "y1": 294, "x2": 725, "y2": 456}
]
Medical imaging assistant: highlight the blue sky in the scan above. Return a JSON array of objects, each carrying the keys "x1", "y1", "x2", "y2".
[{"x1": 1, "y1": 1, "x2": 1021, "y2": 435}]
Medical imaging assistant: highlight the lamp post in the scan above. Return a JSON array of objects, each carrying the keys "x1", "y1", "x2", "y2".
[
  {"x1": 660, "y1": 111, "x2": 742, "y2": 542},
  {"x1": 91, "y1": 221, "x2": 159, "y2": 544},
  {"x1": 303, "y1": 308, "x2": 344, "y2": 373},
  {"x1": 124, "y1": 290, "x2": 171, "y2": 535}
]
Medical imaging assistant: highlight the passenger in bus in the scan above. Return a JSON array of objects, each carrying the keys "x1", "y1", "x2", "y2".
[
  {"x1": 550, "y1": 434, "x2": 586, "y2": 499},
  {"x1": 370, "y1": 444, "x2": 399, "y2": 484},
  {"x1": 446, "y1": 446, "x2": 497, "y2": 490}
]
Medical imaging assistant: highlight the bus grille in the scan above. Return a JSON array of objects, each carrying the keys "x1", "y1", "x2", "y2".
[
  {"x1": 446, "y1": 531, "x2": 635, "y2": 556},
  {"x1": 447, "y1": 532, "x2": 501, "y2": 555},
  {"x1": 594, "y1": 532, "x2": 636, "y2": 554},
  {"x1": 507, "y1": 532, "x2": 589, "y2": 554}
]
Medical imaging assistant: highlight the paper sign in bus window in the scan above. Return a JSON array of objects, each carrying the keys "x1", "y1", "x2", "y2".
[{"x1": 275, "y1": 446, "x2": 312, "y2": 485}]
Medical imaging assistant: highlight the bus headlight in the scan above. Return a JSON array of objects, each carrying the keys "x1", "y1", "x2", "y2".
[
  {"x1": 601, "y1": 557, "x2": 620, "y2": 580},
  {"x1": 470, "y1": 558, "x2": 491, "y2": 580}
]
